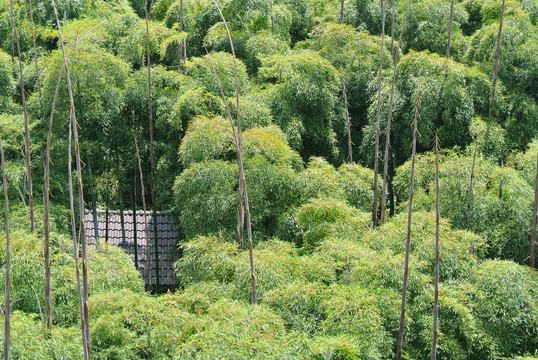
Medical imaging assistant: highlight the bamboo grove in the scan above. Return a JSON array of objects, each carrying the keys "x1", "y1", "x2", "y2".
[{"x1": 0, "y1": 0, "x2": 537, "y2": 358}]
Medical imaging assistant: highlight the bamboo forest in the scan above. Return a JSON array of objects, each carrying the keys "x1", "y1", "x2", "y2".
[{"x1": 0, "y1": 0, "x2": 537, "y2": 358}]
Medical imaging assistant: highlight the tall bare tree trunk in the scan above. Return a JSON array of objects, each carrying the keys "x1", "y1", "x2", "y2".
[
  {"x1": 380, "y1": 0, "x2": 412, "y2": 224},
  {"x1": 372, "y1": 0, "x2": 386, "y2": 228},
  {"x1": 1, "y1": 139, "x2": 11, "y2": 360},
  {"x1": 9, "y1": 0, "x2": 34, "y2": 233},
  {"x1": 395, "y1": 94, "x2": 420, "y2": 360},
  {"x1": 431, "y1": 135, "x2": 440, "y2": 359},
  {"x1": 144, "y1": 0, "x2": 160, "y2": 291},
  {"x1": 529, "y1": 150, "x2": 538, "y2": 268},
  {"x1": 134, "y1": 138, "x2": 152, "y2": 288},
  {"x1": 68, "y1": 117, "x2": 90, "y2": 360},
  {"x1": 209, "y1": 0, "x2": 257, "y2": 303},
  {"x1": 28, "y1": 0, "x2": 43, "y2": 118},
  {"x1": 51, "y1": 0, "x2": 90, "y2": 352},
  {"x1": 342, "y1": 73, "x2": 352, "y2": 163}
]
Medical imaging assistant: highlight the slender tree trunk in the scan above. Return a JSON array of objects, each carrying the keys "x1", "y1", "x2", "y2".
[
  {"x1": 489, "y1": 0, "x2": 505, "y2": 123},
  {"x1": 389, "y1": 0, "x2": 395, "y2": 60},
  {"x1": 209, "y1": 0, "x2": 257, "y2": 303},
  {"x1": 51, "y1": 0, "x2": 90, "y2": 352},
  {"x1": 134, "y1": 138, "x2": 152, "y2": 288},
  {"x1": 1, "y1": 139, "x2": 11, "y2": 360},
  {"x1": 380, "y1": 0, "x2": 412, "y2": 224},
  {"x1": 144, "y1": 0, "x2": 160, "y2": 291},
  {"x1": 68, "y1": 117, "x2": 89, "y2": 360},
  {"x1": 133, "y1": 167, "x2": 138, "y2": 268},
  {"x1": 529, "y1": 150, "x2": 538, "y2": 268},
  {"x1": 117, "y1": 164, "x2": 127, "y2": 248},
  {"x1": 28, "y1": 0, "x2": 43, "y2": 118},
  {"x1": 9, "y1": 0, "x2": 34, "y2": 233},
  {"x1": 372, "y1": 0, "x2": 386, "y2": 228},
  {"x1": 431, "y1": 135, "x2": 440, "y2": 359},
  {"x1": 342, "y1": 72, "x2": 352, "y2": 163},
  {"x1": 106, "y1": 149, "x2": 111, "y2": 243},
  {"x1": 178, "y1": 0, "x2": 183, "y2": 71},
  {"x1": 339, "y1": 0, "x2": 344, "y2": 24},
  {"x1": 445, "y1": 0, "x2": 455, "y2": 68},
  {"x1": 395, "y1": 94, "x2": 420, "y2": 360},
  {"x1": 43, "y1": 63, "x2": 65, "y2": 332},
  {"x1": 87, "y1": 155, "x2": 100, "y2": 244},
  {"x1": 345, "y1": 255, "x2": 350, "y2": 285}
]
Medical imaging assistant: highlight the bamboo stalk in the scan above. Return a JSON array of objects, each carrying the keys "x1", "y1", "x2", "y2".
[
  {"x1": 204, "y1": 45, "x2": 257, "y2": 304},
  {"x1": 132, "y1": 167, "x2": 138, "y2": 268},
  {"x1": 372, "y1": 0, "x2": 386, "y2": 228},
  {"x1": 380, "y1": 0, "x2": 412, "y2": 224},
  {"x1": 209, "y1": 0, "x2": 257, "y2": 304},
  {"x1": 529, "y1": 150, "x2": 538, "y2": 268},
  {"x1": 431, "y1": 135, "x2": 440, "y2": 360},
  {"x1": 178, "y1": 0, "x2": 184, "y2": 71},
  {"x1": 342, "y1": 72, "x2": 352, "y2": 163},
  {"x1": 144, "y1": 0, "x2": 160, "y2": 290},
  {"x1": 28, "y1": 0, "x2": 43, "y2": 118},
  {"x1": 134, "y1": 137, "x2": 152, "y2": 288},
  {"x1": 389, "y1": 0, "x2": 395, "y2": 59},
  {"x1": 1, "y1": 138, "x2": 11, "y2": 360},
  {"x1": 86, "y1": 155, "x2": 100, "y2": 244},
  {"x1": 50, "y1": 0, "x2": 91, "y2": 351},
  {"x1": 395, "y1": 93, "x2": 420, "y2": 360},
  {"x1": 8, "y1": 0, "x2": 34, "y2": 233},
  {"x1": 339, "y1": 0, "x2": 344, "y2": 23},
  {"x1": 117, "y1": 163, "x2": 127, "y2": 248},
  {"x1": 68, "y1": 117, "x2": 89, "y2": 360}
]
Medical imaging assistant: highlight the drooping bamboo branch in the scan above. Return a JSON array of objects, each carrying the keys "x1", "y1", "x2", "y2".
[
  {"x1": 28, "y1": 0, "x2": 43, "y2": 118},
  {"x1": 68, "y1": 116, "x2": 89, "y2": 360},
  {"x1": 204, "y1": 46, "x2": 257, "y2": 304},
  {"x1": 341, "y1": 72, "x2": 352, "y2": 163},
  {"x1": 1, "y1": 138, "x2": 11, "y2": 360},
  {"x1": 144, "y1": 0, "x2": 160, "y2": 290},
  {"x1": 380, "y1": 0, "x2": 412, "y2": 224},
  {"x1": 529, "y1": 150, "x2": 538, "y2": 268},
  {"x1": 134, "y1": 137, "x2": 152, "y2": 287},
  {"x1": 431, "y1": 135, "x2": 440, "y2": 360},
  {"x1": 209, "y1": 0, "x2": 257, "y2": 304},
  {"x1": 50, "y1": 0, "x2": 90, "y2": 351},
  {"x1": 372, "y1": 0, "x2": 386, "y2": 228},
  {"x1": 9, "y1": 0, "x2": 34, "y2": 233},
  {"x1": 395, "y1": 93, "x2": 420, "y2": 360}
]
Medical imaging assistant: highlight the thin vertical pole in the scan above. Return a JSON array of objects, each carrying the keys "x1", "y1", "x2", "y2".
[
  {"x1": 87, "y1": 154, "x2": 100, "y2": 244},
  {"x1": 1, "y1": 139, "x2": 12, "y2": 360},
  {"x1": 133, "y1": 167, "x2": 139, "y2": 268},
  {"x1": 431, "y1": 136, "x2": 440, "y2": 359},
  {"x1": 395, "y1": 94, "x2": 420, "y2": 360},
  {"x1": 342, "y1": 72, "x2": 352, "y2": 163},
  {"x1": 529, "y1": 150, "x2": 538, "y2": 268}
]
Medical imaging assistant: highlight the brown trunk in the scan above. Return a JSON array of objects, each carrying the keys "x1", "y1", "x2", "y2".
[
  {"x1": 529, "y1": 150, "x2": 538, "y2": 268},
  {"x1": 339, "y1": 0, "x2": 344, "y2": 24},
  {"x1": 8, "y1": 0, "x2": 34, "y2": 233},
  {"x1": 51, "y1": 0, "x2": 90, "y2": 353},
  {"x1": 372, "y1": 0, "x2": 386, "y2": 228},
  {"x1": 431, "y1": 136, "x2": 440, "y2": 359},
  {"x1": 395, "y1": 94, "x2": 420, "y2": 360},
  {"x1": 380, "y1": 0, "x2": 413, "y2": 224},
  {"x1": 1, "y1": 138, "x2": 12, "y2": 360}
]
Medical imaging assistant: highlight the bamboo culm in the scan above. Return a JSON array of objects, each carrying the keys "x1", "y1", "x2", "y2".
[
  {"x1": 372, "y1": 0, "x2": 386, "y2": 228},
  {"x1": 87, "y1": 155, "x2": 100, "y2": 243},
  {"x1": 28, "y1": 0, "x2": 43, "y2": 117},
  {"x1": 144, "y1": 0, "x2": 160, "y2": 290},
  {"x1": 342, "y1": 73, "x2": 352, "y2": 163},
  {"x1": 68, "y1": 118, "x2": 90, "y2": 360},
  {"x1": 132, "y1": 167, "x2": 139, "y2": 268},
  {"x1": 380, "y1": 0, "x2": 413, "y2": 224},
  {"x1": 8, "y1": 0, "x2": 34, "y2": 233},
  {"x1": 50, "y1": 0, "x2": 91, "y2": 352},
  {"x1": 209, "y1": 0, "x2": 257, "y2": 304},
  {"x1": 431, "y1": 136, "x2": 441, "y2": 359},
  {"x1": 395, "y1": 94, "x2": 420, "y2": 360},
  {"x1": 529, "y1": 150, "x2": 538, "y2": 268},
  {"x1": 134, "y1": 138, "x2": 152, "y2": 288},
  {"x1": 1, "y1": 138, "x2": 11, "y2": 360}
]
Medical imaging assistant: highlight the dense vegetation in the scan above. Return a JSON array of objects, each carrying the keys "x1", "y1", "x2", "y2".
[{"x1": 0, "y1": 0, "x2": 537, "y2": 358}]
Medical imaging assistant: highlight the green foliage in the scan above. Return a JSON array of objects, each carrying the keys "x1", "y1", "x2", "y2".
[
  {"x1": 394, "y1": 151, "x2": 534, "y2": 263},
  {"x1": 260, "y1": 50, "x2": 343, "y2": 161},
  {"x1": 509, "y1": 138, "x2": 538, "y2": 186},
  {"x1": 244, "y1": 31, "x2": 289, "y2": 73},
  {"x1": 186, "y1": 51, "x2": 250, "y2": 97}
]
